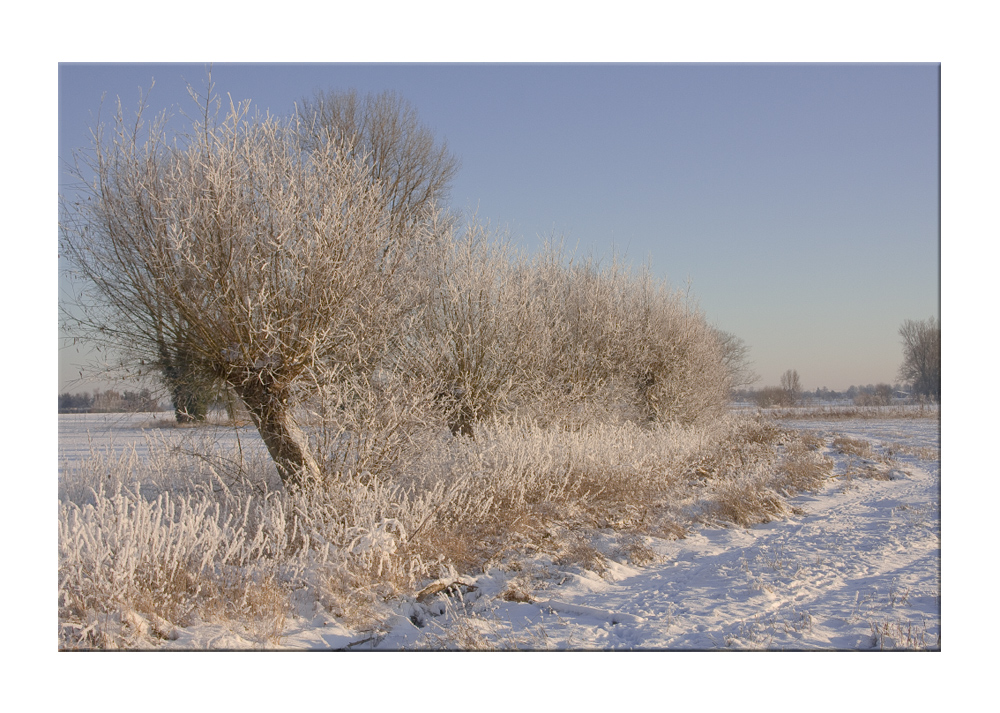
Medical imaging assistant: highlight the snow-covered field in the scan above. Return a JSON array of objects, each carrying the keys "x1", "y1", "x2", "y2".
[
  {"x1": 58, "y1": 412, "x2": 940, "y2": 651},
  {"x1": 58, "y1": 412, "x2": 268, "y2": 470}
]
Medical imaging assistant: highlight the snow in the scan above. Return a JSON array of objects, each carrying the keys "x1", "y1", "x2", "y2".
[
  {"x1": 61, "y1": 413, "x2": 941, "y2": 651},
  {"x1": 58, "y1": 412, "x2": 267, "y2": 470},
  {"x1": 362, "y1": 420, "x2": 941, "y2": 651},
  {"x1": 351, "y1": 417, "x2": 938, "y2": 651}
]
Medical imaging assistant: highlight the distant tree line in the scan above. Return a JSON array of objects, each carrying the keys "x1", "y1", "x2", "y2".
[
  {"x1": 58, "y1": 389, "x2": 162, "y2": 414},
  {"x1": 733, "y1": 382, "x2": 918, "y2": 408},
  {"x1": 734, "y1": 369, "x2": 802, "y2": 407},
  {"x1": 730, "y1": 316, "x2": 940, "y2": 409}
]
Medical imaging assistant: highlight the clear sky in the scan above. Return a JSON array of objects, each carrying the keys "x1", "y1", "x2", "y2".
[{"x1": 58, "y1": 62, "x2": 939, "y2": 393}]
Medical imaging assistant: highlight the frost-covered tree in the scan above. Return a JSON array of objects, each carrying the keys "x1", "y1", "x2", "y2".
[
  {"x1": 60, "y1": 81, "x2": 434, "y2": 488},
  {"x1": 402, "y1": 219, "x2": 535, "y2": 437},
  {"x1": 521, "y1": 245, "x2": 731, "y2": 427}
]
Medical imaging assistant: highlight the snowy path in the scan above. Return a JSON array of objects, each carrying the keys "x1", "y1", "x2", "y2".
[
  {"x1": 512, "y1": 462, "x2": 940, "y2": 650},
  {"x1": 370, "y1": 418, "x2": 941, "y2": 650}
]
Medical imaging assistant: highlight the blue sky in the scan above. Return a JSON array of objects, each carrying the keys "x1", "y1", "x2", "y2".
[{"x1": 58, "y1": 63, "x2": 939, "y2": 393}]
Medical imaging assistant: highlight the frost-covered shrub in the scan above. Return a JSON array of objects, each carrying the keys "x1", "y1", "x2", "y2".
[
  {"x1": 774, "y1": 440, "x2": 833, "y2": 495},
  {"x1": 625, "y1": 278, "x2": 731, "y2": 426},
  {"x1": 300, "y1": 368, "x2": 443, "y2": 483},
  {"x1": 395, "y1": 235, "x2": 732, "y2": 435},
  {"x1": 399, "y1": 219, "x2": 536, "y2": 437},
  {"x1": 58, "y1": 478, "x2": 292, "y2": 648},
  {"x1": 705, "y1": 463, "x2": 788, "y2": 528},
  {"x1": 518, "y1": 243, "x2": 731, "y2": 428},
  {"x1": 697, "y1": 423, "x2": 833, "y2": 527},
  {"x1": 58, "y1": 445, "x2": 445, "y2": 649},
  {"x1": 396, "y1": 413, "x2": 784, "y2": 570},
  {"x1": 522, "y1": 245, "x2": 632, "y2": 416}
]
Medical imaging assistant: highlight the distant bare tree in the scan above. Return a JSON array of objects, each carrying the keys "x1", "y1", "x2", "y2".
[
  {"x1": 713, "y1": 329, "x2": 759, "y2": 391},
  {"x1": 780, "y1": 369, "x2": 802, "y2": 405},
  {"x1": 898, "y1": 317, "x2": 940, "y2": 400},
  {"x1": 60, "y1": 82, "x2": 431, "y2": 488}
]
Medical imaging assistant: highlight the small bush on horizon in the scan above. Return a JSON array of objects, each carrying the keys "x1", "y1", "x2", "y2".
[{"x1": 853, "y1": 384, "x2": 893, "y2": 407}]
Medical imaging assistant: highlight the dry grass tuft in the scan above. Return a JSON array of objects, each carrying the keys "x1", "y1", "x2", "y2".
[
  {"x1": 555, "y1": 533, "x2": 608, "y2": 576},
  {"x1": 499, "y1": 571, "x2": 542, "y2": 603},
  {"x1": 886, "y1": 442, "x2": 940, "y2": 461},
  {"x1": 239, "y1": 572, "x2": 291, "y2": 648},
  {"x1": 795, "y1": 431, "x2": 825, "y2": 451},
  {"x1": 775, "y1": 440, "x2": 833, "y2": 495},
  {"x1": 832, "y1": 435, "x2": 875, "y2": 459},
  {"x1": 868, "y1": 618, "x2": 940, "y2": 651},
  {"x1": 708, "y1": 468, "x2": 788, "y2": 528},
  {"x1": 613, "y1": 533, "x2": 659, "y2": 566},
  {"x1": 827, "y1": 434, "x2": 906, "y2": 483}
]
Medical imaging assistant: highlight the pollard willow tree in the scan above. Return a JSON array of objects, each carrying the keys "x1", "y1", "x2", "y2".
[
  {"x1": 523, "y1": 246, "x2": 733, "y2": 427},
  {"x1": 403, "y1": 220, "x2": 536, "y2": 436},
  {"x1": 60, "y1": 88, "x2": 429, "y2": 488},
  {"x1": 147, "y1": 85, "x2": 460, "y2": 424}
]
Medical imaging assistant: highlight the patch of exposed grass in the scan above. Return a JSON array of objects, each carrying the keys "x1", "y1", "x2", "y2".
[
  {"x1": 775, "y1": 440, "x2": 834, "y2": 495},
  {"x1": 612, "y1": 533, "x2": 660, "y2": 566},
  {"x1": 885, "y1": 442, "x2": 940, "y2": 462},
  {"x1": 832, "y1": 435, "x2": 876, "y2": 459},
  {"x1": 868, "y1": 618, "x2": 940, "y2": 651}
]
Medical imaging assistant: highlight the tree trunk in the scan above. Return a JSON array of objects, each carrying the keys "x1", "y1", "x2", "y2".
[
  {"x1": 171, "y1": 380, "x2": 210, "y2": 424},
  {"x1": 159, "y1": 338, "x2": 211, "y2": 424},
  {"x1": 637, "y1": 370, "x2": 659, "y2": 423},
  {"x1": 234, "y1": 377, "x2": 320, "y2": 489}
]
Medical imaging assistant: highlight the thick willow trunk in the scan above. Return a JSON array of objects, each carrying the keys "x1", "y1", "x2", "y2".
[
  {"x1": 158, "y1": 338, "x2": 212, "y2": 424},
  {"x1": 171, "y1": 380, "x2": 210, "y2": 424},
  {"x1": 234, "y1": 377, "x2": 320, "y2": 489}
]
